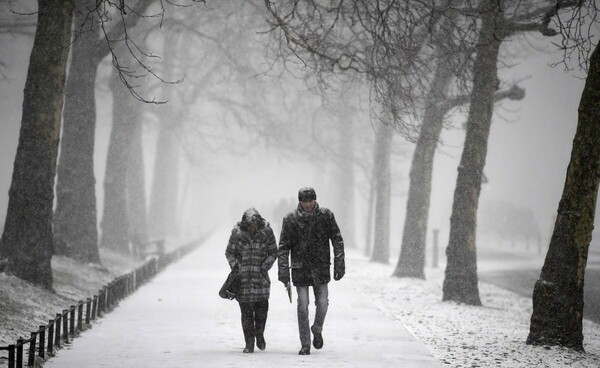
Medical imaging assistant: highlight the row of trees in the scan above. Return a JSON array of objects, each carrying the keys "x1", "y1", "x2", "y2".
[
  {"x1": 1, "y1": 0, "x2": 598, "y2": 353},
  {"x1": 0, "y1": 0, "x2": 205, "y2": 288},
  {"x1": 0, "y1": 0, "x2": 376, "y2": 291},
  {"x1": 264, "y1": 0, "x2": 600, "y2": 351}
]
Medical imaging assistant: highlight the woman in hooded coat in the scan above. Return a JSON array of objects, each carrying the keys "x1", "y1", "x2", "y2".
[{"x1": 225, "y1": 208, "x2": 277, "y2": 353}]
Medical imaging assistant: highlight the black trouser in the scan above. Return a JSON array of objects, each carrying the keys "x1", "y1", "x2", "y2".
[{"x1": 239, "y1": 300, "x2": 269, "y2": 347}]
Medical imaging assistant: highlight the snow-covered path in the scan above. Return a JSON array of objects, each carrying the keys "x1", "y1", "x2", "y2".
[{"x1": 44, "y1": 228, "x2": 443, "y2": 367}]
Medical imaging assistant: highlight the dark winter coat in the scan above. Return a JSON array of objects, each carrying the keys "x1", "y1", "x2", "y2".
[
  {"x1": 278, "y1": 203, "x2": 345, "y2": 286},
  {"x1": 225, "y1": 209, "x2": 278, "y2": 303}
]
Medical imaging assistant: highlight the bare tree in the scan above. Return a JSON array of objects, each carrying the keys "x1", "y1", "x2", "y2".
[
  {"x1": 370, "y1": 120, "x2": 394, "y2": 263},
  {"x1": 148, "y1": 29, "x2": 182, "y2": 241},
  {"x1": 528, "y1": 1, "x2": 600, "y2": 351},
  {"x1": 126, "y1": 99, "x2": 149, "y2": 256},
  {"x1": 0, "y1": 0, "x2": 74, "y2": 289},
  {"x1": 393, "y1": 11, "x2": 463, "y2": 278},
  {"x1": 529, "y1": 40, "x2": 600, "y2": 352},
  {"x1": 264, "y1": 0, "x2": 437, "y2": 134},
  {"x1": 442, "y1": 0, "x2": 578, "y2": 305},
  {"x1": 53, "y1": 0, "x2": 158, "y2": 262},
  {"x1": 100, "y1": 52, "x2": 140, "y2": 254},
  {"x1": 0, "y1": 0, "x2": 201, "y2": 288}
]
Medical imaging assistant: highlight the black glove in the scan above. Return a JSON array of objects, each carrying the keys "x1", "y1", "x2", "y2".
[
  {"x1": 334, "y1": 269, "x2": 345, "y2": 281},
  {"x1": 279, "y1": 270, "x2": 291, "y2": 286}
]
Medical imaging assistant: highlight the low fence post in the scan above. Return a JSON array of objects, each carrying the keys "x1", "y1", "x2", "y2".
[
  {"x1": 115, "y1": 279, "x2": 121, "y2": 302},
  {"x1": 85, "y1": 298, "x2": 91, "y2": 325},
  {"x1": 77, "y1": 302, "x2": 83, "y2": 332},
  {"x1": 55, "y1": 313, "x2": 61, "y2": 348},
  {"x1": 124, "y1": 275, "x2": 129, "y2": 298},
  {"x1": 115, "y1": 279, "x2": 120, "y2": 304},
  {"x1": 47, "y1": 320, "x2": 54, "y2": 356},
  {"x1": 151, "y1": 258, "x2": 158, "y2": 278},
  {"x1": 97, "y1": 288, "x2": 104, "y2": 317},
  {"x1": 69, "y1": 306, "x2": 75, "y2": 336},
  {"x1": 103, "y1": 285, "x2": 108, "y2": 312},
  {"x1": 106, "y1": 283, "x2": 112, "y2": 311},
  {"x1": 62, "y1": 310, "x2": 69, "y2": 344},
  {"x1": 38, "y1": 325, "x2": 45, "y2": 359},
  {"x1": 92, "y1": 295, "x2": 98, "y2": 320},
  {"x1": 16, "y1": 337, "x2": 23, "y2": 368},
  {"x1": 8, "y1": 344, "x2": 15, "y2": 368},
  {"x1": 115, "y1": 279, "x2": 119, "y2": 304},
  {"x1": 123, "y1": 274, "x2": 128, "y2": 296},
  {"x1": 129, "y1": 272, "x2": 134, "y2": 294},
  {"x1": 133, "y1": 270, "x2": 137, "y2": 291},
  {"x1": 28, "y1": 332, "x2": 36, "y2": 367}
]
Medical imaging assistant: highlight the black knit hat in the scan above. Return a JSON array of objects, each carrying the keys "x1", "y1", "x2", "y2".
[{"x1": 298, "y1": 187, "x2": 317, "y2": 201}]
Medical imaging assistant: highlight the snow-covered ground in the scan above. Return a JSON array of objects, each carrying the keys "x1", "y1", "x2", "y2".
[
  {"x1": 0, "y1": 249, "x2": 141, "y2": 348},
  {"x1": 347, "y1": 247, "x2": 600, "y2": 368},
  {"x1": 3, "y1": 231, "x2": 600, "y2": 368}
]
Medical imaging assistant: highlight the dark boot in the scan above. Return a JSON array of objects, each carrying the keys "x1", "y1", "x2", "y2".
[
  {"x1": 298, "y1": 346, "x2": 311, "y2": 355},
  {"x1": 240, "y1": 303, "x2": 255, "y2": 353},
  {"x1": 243, "y1": 333, "x2": 255, "y2": 353},
  {"x1": 243, "y1": 344, "x2": 254, "y2": 354},
  {"x1": 311, "y1": 325, "x2": 323, "y2": 349},
  {"x1": 256, "y1": 334, "x2": 266, "y2": 350},
  {"x1": 254, "y1": 300, "x2": 269, "y2": 351},
  {"x1": 242, "y1": 327, "x2": 255, "y2": 353}
]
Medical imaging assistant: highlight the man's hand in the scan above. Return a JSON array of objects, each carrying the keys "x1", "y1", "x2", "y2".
[
  {"x1": 284, "y1": 281, "x2": 292, "y2": 303},
  {"x1": 334, "y1": 269, "x2": 345, "y2": 281}
]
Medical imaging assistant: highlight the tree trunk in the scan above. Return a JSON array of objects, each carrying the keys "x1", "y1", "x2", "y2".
[
  {"x1": 364, "y1": 183, "x2": 375, "y2": 257},
  {"x1": 335, "y1": 112, "x2": 356, "y2": 249},
  {"x1": 442, "y1": 0, "x2": 503, "y2": 305},
  {"x1": 527, "y1": 42, "x2": 600, "y2": 352},
  {"x1": 53, "y1": 0, "x2": 102, "y2": 263},
  {"x1": 0, "y1": 0, "x2": 74, "y2": 289},
  {"x1": 370, "y1": 122, "x2": 393, "y2": 263},
  {"x1": 148, "y1": 123, "x2": 180, "y2": 240},
  {"x1": 54, "y1": 1, "x2": 153, "y2": 262},
  {"x1": 126, "y1": 99, "x2": 149, "y2": 257},
  {"x1": 99, "y1": 62, "x2": 137, "y2": 253},
  {"x1": 393, "y1": 44, "x2": 454, "y2": 279},
  {"x1": 148, "y1": 31, "x2": 181, "y2": 240}
]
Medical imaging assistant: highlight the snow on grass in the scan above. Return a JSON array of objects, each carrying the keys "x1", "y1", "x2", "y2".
[
  {"x1": 0, "y1": 249, "x2": 140, "y2": 350},
  {"x1": 3, "y1": 237, "x2": 600, "y2": 367},
  {"x1": 346, "y1": 250, "x2": 600, "y2": 368}
]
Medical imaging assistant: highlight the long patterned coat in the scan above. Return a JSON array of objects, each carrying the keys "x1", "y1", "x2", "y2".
[{"x1": 225, "y1": 209, "x2": 277, "y2": 303}]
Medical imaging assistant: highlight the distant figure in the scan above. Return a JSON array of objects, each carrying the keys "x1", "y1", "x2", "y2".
[
  {"x1": 278, "y1": 187, "x2": 345, "y2": 355},
  {"x1": 225, "y1": 208, "x2": 277, "y2": 353}
]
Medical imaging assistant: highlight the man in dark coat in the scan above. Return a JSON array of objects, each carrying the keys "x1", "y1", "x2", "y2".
[
  {"x1": 278, "y1": 187, "x2": 345, "y2": 355},
  {"x1": 226, "y1": 208, "x2": 277, "y2": 353}
]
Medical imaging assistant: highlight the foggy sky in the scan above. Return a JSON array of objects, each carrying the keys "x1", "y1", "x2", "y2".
[{"x1": 0, "y1": 4, "x2": 597, "y2": 259}]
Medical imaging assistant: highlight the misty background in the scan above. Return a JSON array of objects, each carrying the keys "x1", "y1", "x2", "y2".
[{"x1": 0, "y1": 1, "x2": 596, "y2": 261}]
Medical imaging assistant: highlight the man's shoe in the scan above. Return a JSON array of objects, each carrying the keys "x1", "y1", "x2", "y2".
[
  {"x1": 298, "y1": 346, "x2": 311, "y2": 355},
  {"x1": 256, "y1": 335, "x2": 266, "y2": 350},
  {"x1": 311, "y1": 327, "x2": 323, "y2": 349},
  {"x1": 243, "y1": 346, "x2": 254, "y2": 353}
]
